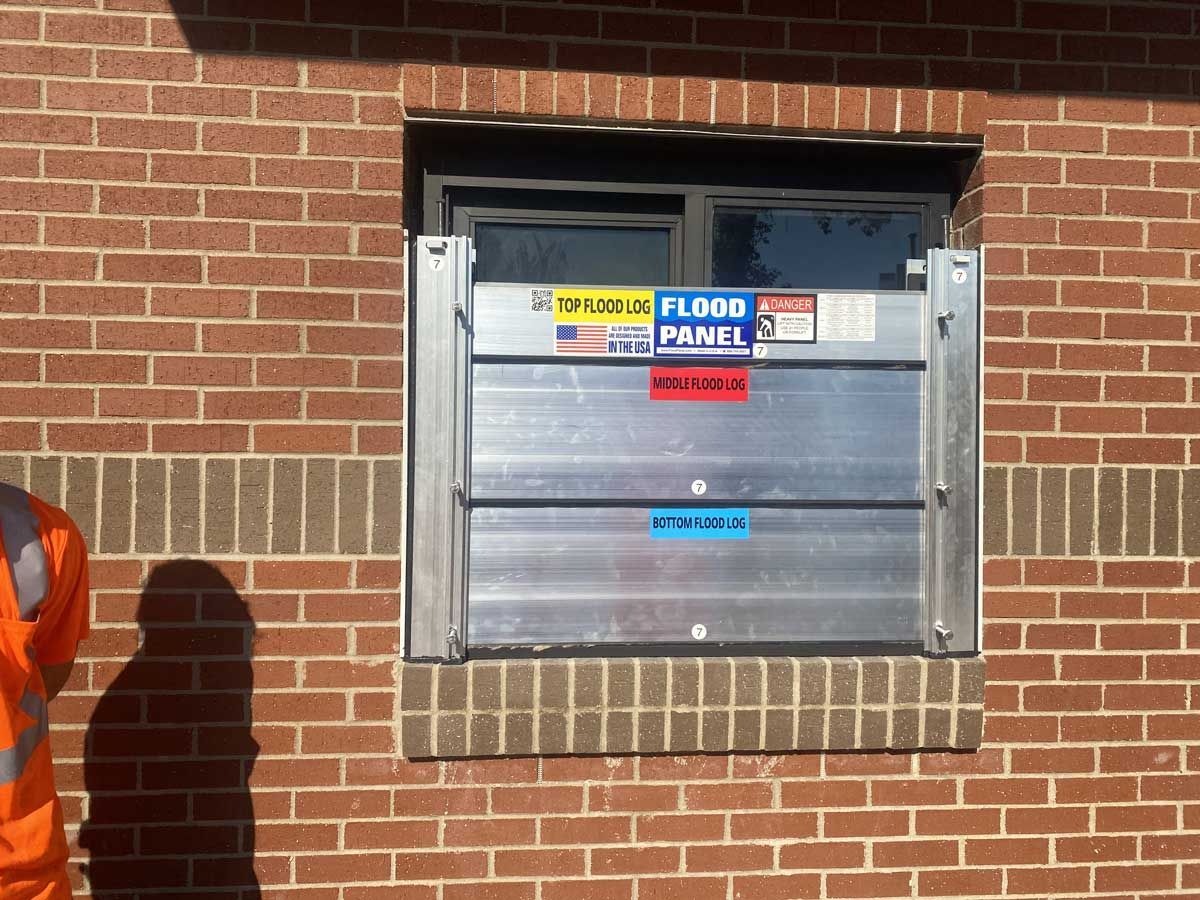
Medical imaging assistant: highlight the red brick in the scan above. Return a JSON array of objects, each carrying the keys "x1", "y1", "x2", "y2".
[
  {"x1": 152, "y1": 424, "x2": 248, "y2": 452},
  {"x1": 1006, "y1": 806, "x2": 1090, "y2": 834},
  {"x1": 203, "y1": 391, "x2": 299, "y2": 420},
  {"x1": 824, "y1": 810, "x2": 909, "y2": 838},
  {"x1": 203, "y1": 323, "x2": 300, "y2": 353},
  {"x1": 541, "y1": 815, "x2": 630, "y2": 845},
  {"x1": 827, "y1": 872, "x2": 912, "y2": 898},
  {"x1": 780, "y1": 781, "x2": 866, "y2": 808},
  {"x1": 203, "y1": 122, "x2": 300, "y2": 154},
  {"x1": 103, "y1": 253, "x2": 200, "y2": 284},
  {"x1": 728, "y1": 812, "x2": 821, "y2": 843},
  {"x1": 491, "y1": 786, "x2": 582, "y2": 814},
  {"x1": 1096, "y1": 804, "x2": 1177, "y2": 832},
  {"x1": 984, "y1": 341, "x2": 1056, "y2": 369},
  {"x1": 1105, "y1": 683, "x2": 1188, "y2": 710},
  {"x1": 100, "y1": 185, "x2": 197, "y2": 216},
  {"x1": 593, "y1": 846, "x2": 679, "y2": 876},
  {"x1": 686, "y1": 843, "x2": 773, "y2": 873},
  {"x1": 256, "y1": 358, "x2": 351, "y2": 387},
  {"x1": 1156, "y1": 161, "x2": 1200, "y2": 188},
  {"x1": 1024, "y1": 684, "x2": 1102, "y2": 712},
  {"x1": 153, "y1": 154, "x2": 250, "y2": 186},
  {"x1": 872, "y1": 840, "x2": 957, "y2": 868},
  {"x1": 1059, "y1": 406, "x2": 1141, "y2": 433},
  {"x1": 494, "y1": 849, "x2": 585, "y2": 878},
  {"x1": 306, "y1": 391, "x2": 402, "y2": 421},
  {"x1": 825, "y1": 754, "x2": 913, "y2": 777},
  {"x1": 357, "y1": 425, "x2": 401, "y2": 454},
  {"x1": 100, "y1": 388, "x2": 196, "y2": 418},
  {"x1": 917, "y1": 868, "x2": 1001, "y2": 897},
  {"x1": 1105, "y1": 249, "x2": 1187, "y2": 278},
  {"x1": 296, "y1": 853, "x2": 389, "y2": 884},
  {"x1": 306, "y1": 326, "x2": 400, "y2": 356},
  {"x1": 542, "y1": 881, "x2": 630, "y2": 900},
  {"x1": 46, "y1": 350, "x2": 142, "y2": 386},
  {"x1": 98, "y1": 118, "x2": 196, "y2": 151},
  {"x1": 150, "y1": 221, "x2": 249, "y2": 251},
  {"x1": 590, "y1": 785, "x2": 677, "y2": 813},
  {"x1": 205, "y1": 189, "x2": 302, "y2": 221},
  {"x1": 254, "y1": 425, "x2": 351, "y2": 454},
  {"x1": 443, "y1": 816, "x2": 536, "y2": 847},
  {"x1": 1024, "y1": 559, "x2": 1097, "y2": 586},
  {"x1": 48, "y1": 423, "x2": 146, "y2": 452},
  {"x1": 1149, "y1": 714, "x2": 1200, "y2": 740},
  {"x1": 46, "y1": 79, "x2": 147, "y2": 113},
  {"x1": 308, "y1": 258, "x2": 403, "y2": 290},
  {"x1": 96, "y1": 321, "x2": 195, "y2": 351},
  {"x1": 0, "y1": 422, "x2": 39, "y2": 451},
  {"x1": 0, "y1": 249, "x2": 96, "y2": 280},
  {"x1": 154, "y1": 356, "x2": 251, "y2": 386},
  {"x1": 308, "y1": 193, "x2": 403, "y2": 223}
]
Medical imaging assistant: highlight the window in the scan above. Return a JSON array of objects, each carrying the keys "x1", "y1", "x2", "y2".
[
  {"x1": 710, "y1": 203, "x2": 924, "y2": 290},
  {"x1": 407, "y1": 123, "x2": 980, "y2": 662}
]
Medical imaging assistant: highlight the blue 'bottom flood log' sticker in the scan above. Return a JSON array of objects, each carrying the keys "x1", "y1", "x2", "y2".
[{"x1": 649, "y1": 508, "x2": 750, "y2": 539}]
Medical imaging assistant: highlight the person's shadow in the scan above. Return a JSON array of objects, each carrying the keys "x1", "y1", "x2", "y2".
[{"x1": 79, "y1": 559, "x2": 261, "y2": 898}]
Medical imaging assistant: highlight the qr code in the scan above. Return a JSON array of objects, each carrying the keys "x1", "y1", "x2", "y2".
[{"x1": 530, "y1": 288, "x2": 553, "y2": 312}]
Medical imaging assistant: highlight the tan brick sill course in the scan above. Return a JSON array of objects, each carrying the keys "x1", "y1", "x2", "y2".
[{"x1": 399, "y1": 656, "x2": 984, "y2": 758}]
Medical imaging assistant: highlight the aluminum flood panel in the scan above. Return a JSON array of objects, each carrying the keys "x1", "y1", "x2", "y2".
[
  {"x1": 473, "y1": 284, "x2": 926, "y2": 363},
  {"x1": 468, "y1": 506, "x2": 922, "y2": 645},
  {"x1": 471, "y1": 364, "x2": 923, "y2": 501}
]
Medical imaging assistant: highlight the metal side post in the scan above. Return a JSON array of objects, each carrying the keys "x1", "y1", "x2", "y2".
[
  {"x1": 925, "y1": 249, "x2": 981, "y2": 656},
  {"x1": 408, "y1": 236, "x2": 473, "y2": 661}
]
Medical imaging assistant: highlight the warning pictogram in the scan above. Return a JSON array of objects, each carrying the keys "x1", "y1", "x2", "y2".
[{"x1": 754, "y1": 294, "x2": 815, "y2": 343}]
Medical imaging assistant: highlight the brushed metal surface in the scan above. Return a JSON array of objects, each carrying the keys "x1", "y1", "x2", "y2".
[
  {"x1": 925, "y1": 249, "x2": 980, "y2": 654},
  {"x1": 468, "y1": 506, "x2": 922, "y2": 645},
  {"x1": 474, "y1": 283, "x2": 926, "y2": 362},
  {"x1": 408, "y1": 236, "x2": 472, "y2": 660},
  {"x1": 471, "y1": 364, "x2": 923, "y2": 501}
]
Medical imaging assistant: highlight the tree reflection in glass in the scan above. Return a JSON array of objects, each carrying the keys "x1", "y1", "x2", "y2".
[{"x1": 712, "y1": 207, "x2": 922, "y2": 290}]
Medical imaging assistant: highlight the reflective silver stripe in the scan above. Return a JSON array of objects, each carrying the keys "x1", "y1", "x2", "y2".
[
  {"x1": 0, "y1": 482, "x2": 48, "y2": 621},
  {"x1": 0, "y1": 681, "x2": 48, "y2": 785}
]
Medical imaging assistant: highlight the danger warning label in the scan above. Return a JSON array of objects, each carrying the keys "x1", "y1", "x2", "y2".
[
  {"x1": 755, "y1": 294, "x2": 816, "y2": 343},
  {"x1": 648, "y1": 367, "x2": 749, "y2": 402}
]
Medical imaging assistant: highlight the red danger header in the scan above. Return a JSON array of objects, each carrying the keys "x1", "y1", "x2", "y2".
[
  {"x1": 649, "y1": 367, "x2": 749, "y2": 402},
  {"x1": 756, "y1": 294, "x2": 815, "y2": 313}
]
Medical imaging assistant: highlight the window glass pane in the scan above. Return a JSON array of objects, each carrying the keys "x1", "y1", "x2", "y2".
[
  {"x1": 475, "y1": 222, "x2": 671, "y2": 285},
  {"x1": 712, "y1": 207, "x2": 923, "y2": 290}
]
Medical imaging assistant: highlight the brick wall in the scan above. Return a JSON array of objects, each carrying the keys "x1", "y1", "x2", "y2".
[{"x1": 3, "y1": 1, "x2": 1200, "y2": 898}]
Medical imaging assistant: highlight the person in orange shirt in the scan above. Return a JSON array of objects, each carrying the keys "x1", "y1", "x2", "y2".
[{"x1": 0, "y1": 483, "x2": 90, "y2": 900}]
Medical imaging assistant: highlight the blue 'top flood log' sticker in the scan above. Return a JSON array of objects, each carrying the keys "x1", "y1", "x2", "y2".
[
  {"x1": 649, "y1": 508, "x2": 750, "y2": 539},
  {"x1": 654, "y1": 290, "x2": 754, "y2": 358}
]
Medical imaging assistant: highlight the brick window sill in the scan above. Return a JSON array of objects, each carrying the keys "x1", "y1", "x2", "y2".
[{"x1": 398, "y1": 656, "x2": 984, "y2": 758}]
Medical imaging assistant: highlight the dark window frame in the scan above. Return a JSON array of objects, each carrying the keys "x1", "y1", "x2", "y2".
[
  {"x1": 454, "y1": 206, "x2": 685, "y2": 284},
  {"x1": 431, "y1": 179, "x2": 951, "y2": 287}
]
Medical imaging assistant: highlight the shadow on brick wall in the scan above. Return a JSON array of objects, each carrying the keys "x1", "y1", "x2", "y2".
[
  {"x1": 79, "y1": 560, "x2": 261, "y2": 899},
  {"x1": 163, "y1": 1, "x2": 1200, "y2": 98}
]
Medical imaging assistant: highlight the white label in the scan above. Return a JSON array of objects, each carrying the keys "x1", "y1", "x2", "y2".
[
  {"x1": 951, "y1": 267, "x2": 967, "y2": 284},
  {"x1": 691, "y1": 479, "x2": 707, "y2": 496},
  {"x1": 691, "y1": 623, "x2": 707, "y2": 640},
  {"x1": 817, "y1": 293, "x2": 876, "y2": 342}
]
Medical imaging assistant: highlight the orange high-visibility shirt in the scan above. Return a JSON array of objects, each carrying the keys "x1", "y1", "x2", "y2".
[{"x1": 0, "y1": 485, "x2": 90, "y2": 900}]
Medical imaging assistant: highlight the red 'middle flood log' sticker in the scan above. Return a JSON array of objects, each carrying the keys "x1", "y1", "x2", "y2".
[{"x1": 648, "y1": 367, "x2": 749, "y2": 402}]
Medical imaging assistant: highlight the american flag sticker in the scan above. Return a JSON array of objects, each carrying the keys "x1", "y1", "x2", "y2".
[{"x1": 555, "y1": 323, "x2": 609, "y2": 354}]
